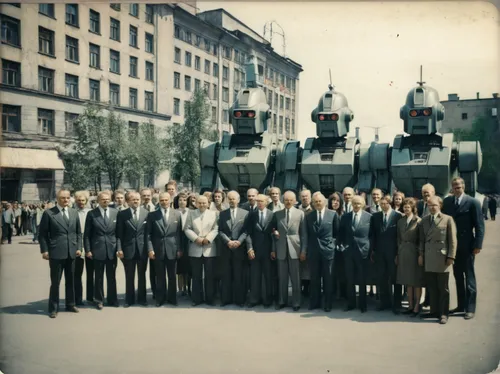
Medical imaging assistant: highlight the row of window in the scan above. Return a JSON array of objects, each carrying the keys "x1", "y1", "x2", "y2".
[{"x1": 1, "y1": 13, "x2": 155, "y2": 54}]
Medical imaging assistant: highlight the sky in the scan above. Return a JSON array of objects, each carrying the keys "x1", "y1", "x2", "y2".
[{"x1": 197, "y1": 1, "x2": 499, "y2": 144}]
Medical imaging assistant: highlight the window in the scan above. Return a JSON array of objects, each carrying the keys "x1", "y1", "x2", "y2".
[
  {"x1": 204, "y1": 60, "x2": 210, "y2": 74},
  {"x1": 285, "y1": 118, "x2": 290, "y2": 137},
  {"x1": 65, "y1": 112, "x2": 79, "y2": 137},
  {"x1": 212, "y1": 84, "x2": 218, "y2": 100},
  {"x1": 173, "y1": 98, "x2": 180, "y2": 115},
  {"x1": 145, "y1": 5, "x2": 154, "y2": 24},
  {"x1": 185, "y1": 31, "x2": 192, "y2": 44},
  {"x1": 65, "y1": 36, "x2": 79, "y2": 63},
  {"x1": 185, "y1": 75, "x2": 191, "y2": 91},
  {"x1": 129, "y1": 56, "x2": 138, "y2": 77},
  {"x1": 145, "y1": 33, "x2": 154, "y2": 53},
  {"x1": 128, "y1": 121, "x2": 139, "y2": 138},
  {"x1": 89, "y1": 10, "x2": 100, "y2": 34},
  {"x1": 280, "y1": 95, "x2": 284, "y2": 109},
  {"x1": 39, "y1": 4, "x2": 55, "y2": 18},
  {"x1": 279, "y1": 116, "x2": 283, "y2": 134},
  {"x1": 109, "y1": 83, "x2": 120, "y2": 105},
  {"x1": 38, "y1": 26, "x2": 54, "y2": 56},
  {"x1": 234, "y1": 50, "x2": 240, "y2": 63},
  {"x1": 65, "y1": 4, "x2": 79, "y2": 26},
  {"x1": 223, "y1": 109, "x2": 229, "y2": 123},
  {"x1": 233, "y1": 89, "x2": 238, "y2": 103},
  {"x1": 110, "y1": 49, "x2": 120, "y2": 73},
  {"x1": 211, "y1": 107, "x2": 217, "y2": 122},
  {"x1": 204, "y1": 81, "x2": 210, "y2": 93},
  {"x1": 223, "y1": 66, "x2": 229, "y2": 81},
  {"x1": 185, "y1": 51, "x2": 192, "y2": 67},
  {"x1": 285, "y1": 98, "x2": 290, "y2": 110},
  {"x1": 174, "y1": 47, "x2": 181, "y2": 63},
  {"x1": 280, "y1": 73, "x2": 285, "y2": 86},
  {"x1": 174, "y1": 72, "x2": 180, "y2": 89},
  {"x1": 89, "y1": 43, "x2": 100, "y2": 68},
  {"x1": 65, "y1": 74, "x2": 78, "y2": 98},
  {"x1": 38, "y1": 67, "x2": 54, "y2": 93},
  {"x1": 194, "y1": 79, "x2": 200, "y2": 92},
  {"x1": 223, "y1": 46, "x2": 232, "y2": 60},
  {"x1": 2, "y1": 59, "x2": 20, "y2": 86},
  {"x1": 145, "y1": 61, "x2": 154, "y2": 81},
  {"x1": 2, "y1": 105, "x2": 21, "y2": 133},
  {"x1": 222, "y1": 87, "x2": 229, "y2": 103},
  {"x1": 38, "y1": 109, "x2": 54, "y2": 135},
  {"x1": 129, "y1": 88, "x2": 138, "y2": 109},
  {"x1": 195, "y1": 35, "x2": 202, "y2": 47},
  {"x1": 145, "y1": 91, "x2": 153, "y2": 111},
  {"x1": 110, "y1": 18, "x2": 120, "y2": 41},
  {"x1": 89, "y1": 79, "x2": 100, "y2": 101},
  {"x1": 291, "y1": 79, "x2": 296, "y2": 92},
  {"x1": 110, "y1": 3, "x2": 121, "y2": 11},
  {"x1": 204, "y1": 38, "x2": 210, "y2": 52},
  {"x1": 267, "y1": 91, "x2": 273, "y2": 107},
  {"x1": 292, "y1": 119, "x2": 295, "y2": 134},
  {"x1": 174, "y1": 25, "x2": 181, "y2": 39},
  {"x1": 274, "y1": 93, "x2": 278, "y2": 107},
  {"x1": 129, "y1": 3, "x2": 139, "y2": 17},
  {"x1": 129, "y1": 25, "x2": 138, "y2": 47},
  {"x1": 292, "y1": 99, "x2": 295, "y2": 112},
  {"x1": 212, "y1": 44, "x2": 218, "y2": 56},
  {"x1": 194, "y1": 56, "x2": 201, "y2": 71},
  {"x1": 213, "y1": 63, "x2": 219, "y2": 77},
  {"x1": 273, "y1": 114, "x2": 277, "y2": 131},
  {"x1": 462, "y1": 113, "x2": 468, "y2": 120}
]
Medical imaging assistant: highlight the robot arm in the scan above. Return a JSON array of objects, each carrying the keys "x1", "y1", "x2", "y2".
[
  {"x1": 358, "y1": 142, "x2": 392, "y2": 195},
  {"x1": 199, "y1": 139, "x2": 220, "y2": 194},
  {"x1": 457, "y1": 140, "x2": 483, "y2": 197}
]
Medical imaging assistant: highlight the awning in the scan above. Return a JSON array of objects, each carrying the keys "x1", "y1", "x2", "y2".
[{"x1": 0, "y1": 147, "x2": 65, "y2": 170}]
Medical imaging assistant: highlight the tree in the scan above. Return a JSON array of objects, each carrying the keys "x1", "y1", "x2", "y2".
[
  {"x1": 166, "y1": 89, "x2": 219, "y2": 188},
  {"x1": 138, "y1": 120, "x2": 170, "y2": 188}
]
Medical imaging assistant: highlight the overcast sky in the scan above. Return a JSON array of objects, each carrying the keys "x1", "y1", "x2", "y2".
[{"x1": 197, "y1": 1, "x2": 499, "y2": 144}]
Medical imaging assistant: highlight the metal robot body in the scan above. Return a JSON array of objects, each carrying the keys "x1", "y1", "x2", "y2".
[{"x1": 199, "y1": 56, "x2": 280, "y2": 196}]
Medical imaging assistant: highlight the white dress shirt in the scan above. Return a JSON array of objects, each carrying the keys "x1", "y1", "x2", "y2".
[
  {"x1": 98, "y1": 206, "x2": 108, "y2": 219},
  {"x1": 317, "y1": 207, "x2": 326, "y2": 222},
  {"x1": 455, "y1": 193, "x2": 465, "y2": 205},
  {"x1": 57, "y1": 204, "x2": 69, "y2": 219},
  {"x1": 406, "y1": 214, "x2": 414, "y2": 225}
]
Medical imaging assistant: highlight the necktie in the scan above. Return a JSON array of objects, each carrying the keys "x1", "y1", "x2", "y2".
[
  {"x1": 318, "y1": 211, "x2": 322, "y2": 225},
  {"x1": 260, "y1": 211, "x2": 264, "y2": 226},
  {"x1": 164, "y1": 208, "x2": 168, "y2": 221},
  {"x1": 383, "y1": 213, "x2": 387, "y2": 229},
  {"x1": 62, "y1": 208, "x2": 69, "y2": 225},
  {"x1": 431, "y1": 215, "x2": 435, "y2": 225},
  {"x1": 231, "y1": 209, "x2": 235, "y2": 225},
  {"x1": 352, "y1": 213, "x2": 358, "y2": 229},
  {"x1": 455, "y1": 198, "x2": 460, "y2": 208},
  {"x1": 286, "y1": 209, "x2": 290, "y2": 225},
  {"x1": 103, "y1": 208, "x2": 108, "y2": 225},
  {"x1": 376, "y1": 204, "x2": 380, "y2": 212},
  {"x1": 144, "y1": 204, "x2": 150, "y2": 212},
  {"x1": 133, "y1": 208, "x2": 138, "y2": 223}
]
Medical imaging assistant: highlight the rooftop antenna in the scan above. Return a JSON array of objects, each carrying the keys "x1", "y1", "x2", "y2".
[
  {"x1": 328, "y1": 69, "x2": 335, "y2": 91},
  {"x1": 416, "y1": 65, "x2": 426, "y2": 86},
  {"x1": 263, "y1": 21, "x2": 287, "y2": 57}
]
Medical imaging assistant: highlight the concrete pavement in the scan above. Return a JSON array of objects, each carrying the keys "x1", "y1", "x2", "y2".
[{"x1": 1, "y1": 220, "x2": 499, "y2": 374}]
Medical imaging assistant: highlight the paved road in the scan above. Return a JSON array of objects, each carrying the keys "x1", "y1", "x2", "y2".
[{"x1": 1, "y1": 220, "x2": 499, "y2": 374}]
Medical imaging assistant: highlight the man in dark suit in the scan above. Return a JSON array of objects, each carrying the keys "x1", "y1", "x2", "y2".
[
  {"x1": 366, "y1": 188, "x2": 383, "y2": 214},
  {"x1": 116, "y1": 191, "x2": 149, "y2": 307},
  {"x1": 146, "y1": 192, "x2": 183, "y2": 307},
  {"x1": 218, "y1": 191, "x2": 249, "y2": 307},
  {"x1": 84, "y1": 191, "x2": 119, "y2": 310},
  {"x1": 39, "y1": 189, "x2": 82, "y2": 318},
  {"x1": 370, "y1": 195, "x2": 403, "y2": 313},
  {"x1": 245, "y1": 194, "x2": 274, "y2": 308},
  {"x1": 417, "y1": 183, "x2": 435, "y2": 217},
  {"x1": 141, "y1": 188, "x2": 157, "y2": 300},
  {"x1": 240, "y1": 188, "x2": 259, "y2": 212},
  {"x1": 304, "y1": 192, "x2": 340, "y2": 312},
  {"x1": 338, "y1": 195, "x2": 373, "y2": 312},
  {"x1": 443, "y1": 177, "x2": 485, "y2": 320}
]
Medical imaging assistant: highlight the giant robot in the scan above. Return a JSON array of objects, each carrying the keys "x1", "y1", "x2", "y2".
[
  {"x1": 275, "y1": 84, "x2": 361, "y2": 197},
  {"x1": 199, "y1": 56, "x2": 282, "y2": 196},
  {"x1": 366, "y1": 68, "x2": 482, "y2": 198}
]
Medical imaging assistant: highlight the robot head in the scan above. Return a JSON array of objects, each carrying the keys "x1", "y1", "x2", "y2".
[
  {"x1": 311, "y1": 87, "x2": 353, "y2": 138},
  {"x1": 230, "y1": 88, "x2": 271, "y2": 135},
  {"x1": 400, "y1": 84, "x2": 445, "y2": 135}
]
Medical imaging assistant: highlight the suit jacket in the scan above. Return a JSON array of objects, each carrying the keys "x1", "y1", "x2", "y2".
[
  {"x1": 418, "y1": 213, "x2": 457, "y2": 273},
  {"x1": 304, "y1": 209, "x2": 340, "y2": 261},
  {"x1": 84, "y1": 207, "x2": 118, "y2": 261},
  {"x1": 39, "y1": 206, "x2": 82, "y2": 260},
  {"x1": 184, "y1": 209, "x2": 219, "y2": 257},
  {"x1": 116, "y1": 207, "x2": 149, "y2": 260},
  {"x1": 417, "y1": 200, "x2": 431, "y2": 217},
  {"x1": 218, "y1": 207, "x2": 249, "y2": 257},
  {"x1": 240, "y1": 202, "x2": 258, "y2": 213},
  {"x1": 272, "y1": 207, "x2": 306, "y2": 260},
  {"x1": 442, "y1": 194, "x2": 485, "y2": 253},
  {"x1": 268, "y1": 201, "x2": 285, "y2": 212},
  {"x1": 365, "y1": 205, "x2": 381, "y2": 214},
  {"x1": 338, "y1": 210, "x2": 372, "y2": 259},
  {"x1": 370, "y1": 209, "x2": 403, "y2": 256},
  {"x1": 245, "y1": 208, "x2": 275, "y2": 258},
  {"x1": 2, "y1": 209, "x2": 14, "y2": 225},
  {"x1": 299, "y1": 205, "x2": 314, "y2": 216},
  {"x1": 146, "y1": 208, "x2": 182, "y2": 260}
]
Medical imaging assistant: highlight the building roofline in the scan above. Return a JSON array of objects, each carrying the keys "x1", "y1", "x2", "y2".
[{"x1": 441, "y1": 98, "x2": 497, "y2": 103}]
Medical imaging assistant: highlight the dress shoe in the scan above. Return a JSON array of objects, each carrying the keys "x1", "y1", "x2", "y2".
[
  {"x1": 308, "y1": 305, "x2": 320, "y2": 311},
  {"x1": 139, "y1": 302, "x2": 148, "y2": 307},
  {"x1": 49, "y1": 311, "x2": 57, "y2": 318},
  {"x1": 343, "y1": 306, "x2": 355, "y2": 312},
  {"x1": 76, "y1": 301, "x2": 85, "y2": 306},
  {"x1": 402, "y1": 308, "x2": 414, "y2": 315},
  {"x1": 420, "y1": 312, "x2": 437, "y2": 319},
  {"x1": 206, "y1": 302, "x2": 215, "y2": 306},
  {"x1": 168, "y1": 301, "x2": 178, "y2": 306},
  {"x1": 360, "y1": 307, "x2": 367, "y2": 313},
  {"x1": 411, "y1": 310, "x2": 421, "y2": 318},
  {"x1": 464, "y1": 312, "x2": 475, "y2": 320},
  {"x1": 191, "y1": 302, "x2": 200, "y2": 307},
  {"x1": 292, "y1": 306, "x2": 300, "y2": 312},
  {"x1": 236, "y1": 303, "x2": 244, "y2": 308},
  {"x1": 275, "y1": 304, "x2": 285, "y2": 310},
  {"x1": 449, "y1": 307, "x2": 464, "y2": 314},
  {"x1": 66, "y1": 306, "x2": 79, "y2": 313},
  {"x1": 124, "y1": 304, "x2": 131, "y2": 308},
  {"x1": 156, "y1": 302, "x2": 163, "y2": 307},
  {"x1": 375, "y1": 305, "x2": 388, "y2": 311},
  {"x1": 392, "y1": 308, "x2": 401, "y2": 315},
  {"x1": 263, "y1": 304, "x2": 271, "y2": 309},
  {"x1": 96, "y1": 303, "x2": 103, "y2": 310},
  {"x1": 439, "y1": 316, "x2": 448, "y2": 324},
  {"x1": 323, "y1": 307, "x2": 331, "y2": 312}
]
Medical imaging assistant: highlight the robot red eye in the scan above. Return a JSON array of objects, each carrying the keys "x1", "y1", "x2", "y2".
[
  {"x1": 246, "y1": 111, "x2": 256, "y2": 118},
  {"x1": 330, "y1": 114, "x2": 339, "y2": 121},
  {"x1": 234, "y1": 111, "x2": 242, "y2": 118},
  {"x1": 423, "y1": 108, "x2": 432, "y2": 116},
  {"x1": 318, "y1": 114, "x2": 325, "y2": 121},
  {"x1": 409, "y1": 110, "x2": 418, "y2": 117}
]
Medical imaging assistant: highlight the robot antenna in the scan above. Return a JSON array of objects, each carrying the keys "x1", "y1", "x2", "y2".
[
  {"x1": 417, "y1": 65, "x2": 426, "y2": 86},
  {"x1": 328, "y1": 69, "x2": 335, "y2": 91}
]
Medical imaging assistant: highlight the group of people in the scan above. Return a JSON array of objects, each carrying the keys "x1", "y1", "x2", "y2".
[
  {"x1": 37, "y1": 178, "x2": 485, "y2": 325},
  {"x1": 1, "y1": 201, "x2": 48, "y2": 244}
]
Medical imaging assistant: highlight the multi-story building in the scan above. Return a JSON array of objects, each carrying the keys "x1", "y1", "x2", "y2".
[
  {"x1": 0, "y1": 3, "x2": 171, "y2": 201},
  {"x1": 171, "y1": 6, "x2": 303, "y2": 140}
]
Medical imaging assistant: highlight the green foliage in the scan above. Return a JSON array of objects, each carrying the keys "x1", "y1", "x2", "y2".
[{"x1": 166, "y1": 89, "x2": 219, "y2": 188}]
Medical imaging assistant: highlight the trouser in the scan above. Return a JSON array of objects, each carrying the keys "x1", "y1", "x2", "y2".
[
  {"x1": 309, "y1": 256, "x2": 334, "y2": 309},
  {"x1": 85, "y1": 256, "x2": 95, "y2": 302},
  {"x1": 249, "y1": 255, "x2": 272, "y2": 305},
  {"x1": 155, "y1": 257, "x2": 177, "y2": 305},
  {"x1": 122, "y1": 257, "x2": 148, "y2": 305},
  {"x1": 375, "y1": 251, "x2": 402, "y2": 308},
  {"x1": 453, "y1": 253, "x2": 477, "y2": 313},
  {"x1": 345, "y1": 249, "x2": 370, "y2": 310},
  {"x1": 2, "y1": 224, "x2": 12, "y2": 243},
  {"x1": 149, "y1": 258, "x2": 157, "y2": 298},
  {"x1": 74, "y1": 257, "x2": 85, "y2": 305},
  {"x1": 426, "y1": 272, "x2": 450, "y2": 317},
  {"x1": 220, "y1": 248, "x2": 245, "y2": 305},
  {"x1": 191, "y1": 256, "x2": 215, "y2": 305},
  {"x1": 48, "y1": 258, "x2": 75, "y2": 313},
  {"x1": 277, "y1": 256, "x2": 301, "y2": 308},
  {"x1": 94, "y1": 258, "x2": 118, "y2": 305}
]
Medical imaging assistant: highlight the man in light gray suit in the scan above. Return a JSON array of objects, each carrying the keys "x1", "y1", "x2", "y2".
[
  {"x1": 147, "y1": 192, "x2": 183, "y2": 307},
  {"x1": 184, "y1": 195, "x2": 219, "y2": 306},
  {"x1": 271, "y1": 191, "x2": 306, "y2": 311}
]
